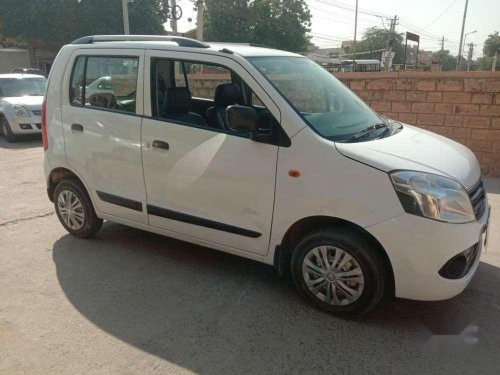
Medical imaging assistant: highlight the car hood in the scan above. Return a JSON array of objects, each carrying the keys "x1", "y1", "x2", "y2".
[
  {"x1": 1, "y1": 96, "x2": 43, "y2": 109},
  {"x1": 335, "y1": 124, "x2": 481, "y2": 189}
]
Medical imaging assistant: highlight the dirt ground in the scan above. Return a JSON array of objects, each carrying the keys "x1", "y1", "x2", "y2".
[{"x1": 1, "y1": 137, "x2": 499, "y2": 375}]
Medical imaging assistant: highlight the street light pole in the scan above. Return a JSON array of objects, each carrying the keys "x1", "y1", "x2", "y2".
[
  {"x1": 196, "y1": 0, "x2": 204, "y2": 41},
  {"x1": 456, "y1": 0, "x2": 469, "y2": 70},
  {"x1": 352, "y1": 0, "x2": 358, "y2": 71},
  {"x1": 122, "y1": 0, "x2": 130, "y2": 34},
  {"x1": 461, "y1": 30, "x2": 477, "y2": 69}
]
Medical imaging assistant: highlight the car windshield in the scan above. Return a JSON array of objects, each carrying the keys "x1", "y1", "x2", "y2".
[
  {"x1": 248, "y1": 56, "x2": 384, "y2": 142},
  {"x1": 0, "y1": 77, "x2": 46, "y2": 97}
]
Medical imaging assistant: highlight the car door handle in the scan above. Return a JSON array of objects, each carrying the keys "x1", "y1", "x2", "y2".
[
  {"x1": 71, "y1": 123, "x2": 84, "y2": 132},
  {"x1": 152, "y1": 140, "x2": 169, "y2": 150}
]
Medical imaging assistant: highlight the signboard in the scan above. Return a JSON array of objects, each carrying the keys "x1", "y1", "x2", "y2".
[
  {"x1": 406, "y1": 32, "x2": 420, "y2": 43},
  {"x1": 404, "y1": 32, "x2": 420, "y2": 68}
]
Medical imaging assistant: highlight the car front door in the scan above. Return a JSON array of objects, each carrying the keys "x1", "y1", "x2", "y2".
[
  {"x1": 61, "y1": 49, "x2": 147, "y2": 224},
  {"x1": 141, "y1": 50, "x2": 282, "y2": 255}
]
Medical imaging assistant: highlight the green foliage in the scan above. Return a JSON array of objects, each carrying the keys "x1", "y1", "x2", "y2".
[
  {"x1": 204, "y1": 0, "x2": 311, "y2": 52},
  {"x1": 0, "y1": 0, "x2": 168, "y2": 49},
  {"x1": 431, "y1": 49, "x2": 457, "y2": 71},
  {"x1": 483, "y1": 31, "x2": 500, "y2": 57},
  {"x1": 355, "y1": 27, "x2": 405, "y2": 64},
  {"x1": 473, "y1": 32, "x2": 500, "y2": 71}
]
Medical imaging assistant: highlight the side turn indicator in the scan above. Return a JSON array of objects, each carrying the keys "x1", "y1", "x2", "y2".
[{"x1": 288, "y1": 170, "x2": 301, "y2": 178}]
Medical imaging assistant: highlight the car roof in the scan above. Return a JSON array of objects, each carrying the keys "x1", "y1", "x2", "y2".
[
  {"x1": 0, "y1": 73, "x2": 46, "y2": 79},
  {"x1": 68, "y1": 36, "x2": 303, "y2": 58},
  {"x1": 206, "y1": 43, "x2": 301, "y2": 57}
]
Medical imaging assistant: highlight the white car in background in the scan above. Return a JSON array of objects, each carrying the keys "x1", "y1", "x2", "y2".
[
  {"x1": 84, "y1": 76, "x2": 114, "y2": 99},
  {"x1": 0, "y1": 74, "x2": 46, "y2": 142}
]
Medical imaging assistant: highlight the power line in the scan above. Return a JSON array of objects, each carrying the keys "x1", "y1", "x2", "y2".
[
  {"x1": 313, "y1": 0, "x2": 389, "y2": 18},
  {"x1": 422, "y1": 0, "x2": 458, "y2": 29},
  {"x1": 313, "y1": 0, "x2": 450, "y2": 42}
]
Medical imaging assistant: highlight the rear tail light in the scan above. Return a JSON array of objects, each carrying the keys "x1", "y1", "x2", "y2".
[{"x1": 41, "y1": 99, "x2": 48, "y2": 151}]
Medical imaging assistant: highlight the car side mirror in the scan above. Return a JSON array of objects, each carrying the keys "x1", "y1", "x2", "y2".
[{"x1": 226, "y1": 105, "x2": 258, "y2": 133}]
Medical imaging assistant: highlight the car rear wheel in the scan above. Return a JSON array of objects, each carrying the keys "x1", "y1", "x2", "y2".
[
  {"x1": 54, "y1": 179, "x2": 103, "y2": 238},
  {"x1": 1, "y1": 117, "x2": 17, "y2": 143},
  {"x1": 291, "y1": 228, "x2": 388, "y2": 317}
]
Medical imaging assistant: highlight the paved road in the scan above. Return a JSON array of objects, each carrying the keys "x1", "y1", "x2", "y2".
[{"x1": 1, "y1": 137, "x2": 500, "y2": 375}]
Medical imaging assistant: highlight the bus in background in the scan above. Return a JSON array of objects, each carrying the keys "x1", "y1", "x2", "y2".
[{"x1": 323, "y1": 59, "x2": 381, "y2": 73}]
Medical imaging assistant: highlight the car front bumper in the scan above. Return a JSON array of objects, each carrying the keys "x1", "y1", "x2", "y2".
[
  {"x1": 366, "y1": 203, "x2": 490, "y2": 301},
  {"x1": 8, "y1": 115, "x2": 42, "y2": 135}
]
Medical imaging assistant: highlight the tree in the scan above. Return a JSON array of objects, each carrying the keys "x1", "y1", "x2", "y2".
[
  {"x1": 476, "y1": 31, "x2": 500, "y2": 71},
  {"x1": 431, "y1": 50, "x2": 457, "y2": 71},
  {"x1": 0, "y1": 0, "x2": 168, "y2": 50},
  {"x1": 204, "y1": 0, "x2": 311, "y2": 52},
  {"x1": 483, "y1": 31, "x2": 500, "y2": 58},
  {"x1": 353, "y1": 27, "x2": 404, "y2": 64}
]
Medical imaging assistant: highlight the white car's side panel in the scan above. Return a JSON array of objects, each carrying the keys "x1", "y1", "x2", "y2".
[
  {"x1": 60, "y1": 48, "x2": 147, "y2": 224},
  {"x1": 268, "y1": 127, "x2": 405, "y2": 254}
]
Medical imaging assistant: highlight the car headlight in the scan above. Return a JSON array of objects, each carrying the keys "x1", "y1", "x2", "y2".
[
  {"x1": 390, "y1": 171, "x2": 475, "y2": 223},
  {"x1": 13, "y1": 104, "x2": 30, "y2": 117}
]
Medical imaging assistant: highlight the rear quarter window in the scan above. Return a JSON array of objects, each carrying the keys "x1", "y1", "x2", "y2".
[{"x1": 69, "y1": 55, "x2": 139, "y2": 114}]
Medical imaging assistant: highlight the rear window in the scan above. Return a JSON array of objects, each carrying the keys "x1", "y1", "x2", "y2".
[{"x1": 69, "y1": 55, "x2": 139, "y2": 114}]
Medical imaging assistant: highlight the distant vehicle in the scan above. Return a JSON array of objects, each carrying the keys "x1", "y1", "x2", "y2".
[
  {"x1": 84, "y1": 76, "x2": 114, "y2": 99},
  {"x1": 11, "y1": 67, "x2": 48, "y2": 77},
  {"x1": 0, "y1": 74, "x2": 46, "y2": 142},
  {"x1": 43, "y1": 35, "x2": 489, "y2": 317},
  {"x1": 324, "y1": 59, "x2": 381, "y2": 73}
]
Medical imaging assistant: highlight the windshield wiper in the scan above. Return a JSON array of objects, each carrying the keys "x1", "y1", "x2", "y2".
[{"x1": 343, "y1": 123, "x2": 389, "y2": 143}]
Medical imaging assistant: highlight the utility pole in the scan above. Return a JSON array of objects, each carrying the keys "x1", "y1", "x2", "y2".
[
  {"x1": 493, "y1": 50, "x2": 498, "y2": 71},
  {"x1": 122, "y1": 0, "x2": 130, "y2": 34},
  {"x1": 170, "y1": 0, "x2": 178, "y2": 34},
  {"x1": 466, "y1": 42, "x2": 474, "y2": 71},
  {"x1": 441, "y1": 36, "x2": 445, "y2": 52},
  {"x1": 352, "y1": 0, "x2": 358, "y2": 71},
  {"x1": 456, "y1": 0, "x2": 469, "y2": 70},
  {"x1": 384, "y1": 15, "x2": 397, "y2": 72},
  {"x1": 196, "y1": 0, "x2": 204, "y2": 41}
]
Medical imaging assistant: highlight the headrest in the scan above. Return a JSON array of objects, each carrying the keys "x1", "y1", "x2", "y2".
[
  {"x1": 164, "y1": 87, "x2": 192, "y2": 114},
  {"x1": 214, "y1": 83, "x2": 240, "y2": 107}
]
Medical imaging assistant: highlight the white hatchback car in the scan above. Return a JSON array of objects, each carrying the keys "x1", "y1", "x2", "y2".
[
  {"x1": 0, "y1": 74, "x2": 46, "y2": 142},
  {"x1": 43, "y1": 35, "x2": 490, "y2": 316}
]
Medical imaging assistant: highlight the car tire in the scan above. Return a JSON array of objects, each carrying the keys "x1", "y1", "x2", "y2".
[
  {"x1": 1, "y1": 116, "x2": 17, "y2": 143},
  {"x1": 291, "y1": 228, "x2": 388, "y2": 317},
  {"x1": 54, "y1": 179, "x2": 103, "y2": 238}
]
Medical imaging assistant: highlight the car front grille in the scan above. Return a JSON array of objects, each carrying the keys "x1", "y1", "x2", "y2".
[
  {"x1": 31, "y1": 110, "x2": 42, "y2": 116},
  {"x1": 468, "y1": 179, "x2": 487, "y2": 220},
  {"x1": 35, "y1": 123, "x2": 42, "y2": 129}
]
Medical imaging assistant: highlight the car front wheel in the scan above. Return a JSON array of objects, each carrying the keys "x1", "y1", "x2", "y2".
[
  {"x1": 1, "y1": 117, "x2": 17, "y2": 143},
  {"x1": 291, "y1": 228, "x2": 389, "y2": 317}
]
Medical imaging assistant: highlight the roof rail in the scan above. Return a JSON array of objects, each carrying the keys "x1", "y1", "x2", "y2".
[{"x1": 71, "y1": 35, "x2": 210, "y2": 48}]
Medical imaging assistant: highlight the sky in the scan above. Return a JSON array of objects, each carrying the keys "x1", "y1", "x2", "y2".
[{"x1": 165, "y1": 0, "x2": 500, "y2": 58}]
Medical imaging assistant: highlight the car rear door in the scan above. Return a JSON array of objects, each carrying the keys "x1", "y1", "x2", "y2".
[{"x1": 61, "y1": 48, "x2": 147, "y2": 224}]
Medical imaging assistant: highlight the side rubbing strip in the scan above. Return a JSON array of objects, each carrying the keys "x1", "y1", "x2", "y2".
[
  {"x1": 147, "y1": 205, "x2": 261, "y2": 238},
  {"x1": 96, "y1": 191, "x2": 143, "y2": 211}
]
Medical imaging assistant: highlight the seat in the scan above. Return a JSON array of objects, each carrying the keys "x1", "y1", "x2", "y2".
[
  {"x1": 206, "y1": 83, "x2": 240, "y2": 129},
  {"x1": 163, "y1": 87, "x2": 206, "y2": 126}
]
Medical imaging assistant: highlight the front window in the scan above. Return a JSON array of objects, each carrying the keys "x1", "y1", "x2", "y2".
[
  {"x1": 248, "y1": 56, "x2": 384, "y2": 142},
  {"x1": 0, "y1": 77, "x2": 46, "y2": 97}
]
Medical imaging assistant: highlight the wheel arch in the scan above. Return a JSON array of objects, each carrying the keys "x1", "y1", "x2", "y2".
[
  {"x1": 275, "y1": 215, "x2": 395, "y2": 296},
  {"x1": 47, "y1": 167, "x2": 89, "y2": 203}
]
